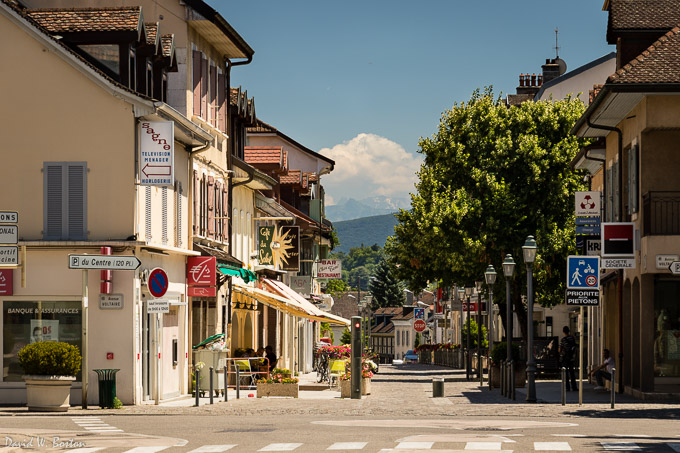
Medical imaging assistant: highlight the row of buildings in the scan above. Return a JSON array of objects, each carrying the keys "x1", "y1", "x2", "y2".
[{"x1": 0, "y1": 0, "x2": 348, "y2": 406}]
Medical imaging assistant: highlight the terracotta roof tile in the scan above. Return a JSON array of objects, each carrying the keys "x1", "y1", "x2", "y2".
[
  {"x1": 280, "y1": 169, "x2": 302, "y2": 185},
  {"x1": 247, "y1": 119, "x2": 277, "y2": 134},
  {"x1": 609, "y1": 0, "x2": 680, "y2": 31},
  {"x1": 392, "y1": 311, "x2": 414, "y2": 321},
  {"x1": 244, "y1": 147, "x2": 284, "y2": 165},
  {"x1": 26, "y1": 7, "x2": 142, "y2": 34},
  {"x1": 160, "y1": 34, "x2": 174, "y2": 58},
  {"x1": 608, "y1": 27, "x2": 680, "y2": 84},
  {"x1": 144, "y1": 22, "x2": 158, "y2": 45}
]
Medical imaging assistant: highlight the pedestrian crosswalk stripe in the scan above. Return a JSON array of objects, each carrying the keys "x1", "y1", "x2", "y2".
[
  {"x1": 123, "y1": 447, "x2": 171, "y2": 453},
  {"x1": 327, "y1": 442, "x2": 368, "y2": 450},
  {"x1": 668, "y1": 443, "x2": 680, "y2": 452},
  {"x1": 396, "y1": 441, "x2": 434, "y2": 449},
  {"x1": 601, "y1": 442, "x2": 641, "y2": 451},
  {"x1": 465, "y1": 442, "x2": 502, "y2": 450},
  {"x1": 258, "y1": 443, "x2": 303, "y2": 451},
  {"x1": 187, "y1": 446, "x2": 237, "y2": 452},
  {"x1": 534, "y1": 442, "x2": 571, "y2": 451}
]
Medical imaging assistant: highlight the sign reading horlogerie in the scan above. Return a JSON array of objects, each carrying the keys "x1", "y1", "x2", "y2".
[{"x1": 317, "y1": 259, "x2": 342, "y2": 279}]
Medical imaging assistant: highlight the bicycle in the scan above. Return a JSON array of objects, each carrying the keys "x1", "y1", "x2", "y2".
[{"x1": 316, "y1": 351, "x2": 329, "y2": 383}]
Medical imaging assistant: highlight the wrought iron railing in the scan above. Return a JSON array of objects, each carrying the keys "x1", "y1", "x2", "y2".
[{"x1": 643, "y1": 191, "x2": 680, "y2": 236}]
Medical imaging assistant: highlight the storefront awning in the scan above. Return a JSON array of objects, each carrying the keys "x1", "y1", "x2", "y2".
[
  {"x1": 263, "y1": 278, "x2": 349, "y2": 326},
  {"x1": 217, "y1": 264, "x2": 257, "y2": 283}
]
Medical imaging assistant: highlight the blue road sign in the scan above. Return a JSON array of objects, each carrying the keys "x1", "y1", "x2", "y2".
[
  {"x1": 414, "y1": 308, "x2": 425, "y2": 320},
  {"x1": 576, "y1": 226, "x2": 600, "y2": 235},
  {"x1": 567, "y1": 256, "x2": 600, "y2": 290},
  {"x1": 575, "y1": 217, "x2": 601, "y2": 226}
]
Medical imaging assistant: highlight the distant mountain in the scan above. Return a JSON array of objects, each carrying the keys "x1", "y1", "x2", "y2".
[
  {"x1": 332, "y1": 213, "x2": 399, "y2": 254},
  {"x1": 326, "y1": 195, "x2": 410, "y2": 222}
]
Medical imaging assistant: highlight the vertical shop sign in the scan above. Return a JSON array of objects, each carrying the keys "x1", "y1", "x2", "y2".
[
  {"x1": 258, "y1": 226, "x2": 275, "y2": 265},
  {"x1": 0, "y1": 269, "x2": 12, "y2": 295},
  {"x1": 139, "y1": 121, "x2": 174, "y2": 186}
]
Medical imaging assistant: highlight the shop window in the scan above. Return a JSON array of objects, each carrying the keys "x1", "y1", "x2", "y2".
[
  {"x1": 2, "y1": 301, "x2": 82, "y2": 382},
  {"x1": 654, "y1": 280, "x2": 680, "y2": 378}
]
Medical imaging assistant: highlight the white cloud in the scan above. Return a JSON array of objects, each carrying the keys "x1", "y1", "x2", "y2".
[{"x1": 319, "y1": 133, "x2": 422, "y2": 204}]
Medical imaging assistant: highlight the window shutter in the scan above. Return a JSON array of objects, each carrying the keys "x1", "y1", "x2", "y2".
[
  {"x1": 607, "y1": 167, "x2": 613, "y2": 222},
  {"x1": 218, "y1": 72, "x2": 226, "y2": 133},
  {"x1": 192, "y1": 51, "x2": 201, "y2": 117},
  {"x1": 210, "y1": 64, "x2": 217, "y2": 127},
  {"x1": 162, "y1": 186, "x2": 168, "y2": 245},
  {"x1": 222, "y1": 186, "x2": 228, "y2": 242},
  {"x1": 215, "y1": 181, "x2": 222, "y2": 241},
  {"x1": 45, "y1": 164, "x2": 63, "y2": 239},
  {"x1": 193, "y1": 170, "x2": 200, "y2": 234},
  {"x1": 201, "y1": 174, "x2": 207, "y2": 236},
  {"x1": 201, "y1": 56, "x2": 208, "y2": 119},
  {"x1": 207, "y1": 176, "x2": 215, "y2": 237},
  {"x1": 145, "y1": 186, "x2": 152, "y2": 240},
  {"x1": 67, "y1": 163, "x2": 86, "y2": 240},
  {"x1": 631, "y1": 144, "x2": 639, "y2": 214},
  {"x1": 175, "y1": 181, "x2": 183, "y2": 248}
]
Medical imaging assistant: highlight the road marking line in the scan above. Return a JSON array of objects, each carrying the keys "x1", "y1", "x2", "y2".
[
  {"x1": 258, "y1": 443, "x2": 303, "y2": 451},
  {"x1": 465, "y1": 442, "x2": 502, "y2": 450},
  {"x1": 123, "y1": 448, "x2": 171, "y2": 453},
  {"x1": 667, "y1": 443, "x2": 680, "y2": 452},
  {"x1": 535, "y1": 442, "x2": 571, "y2": 451},
  {"x1": 187, "y1": 446, "x2": 238, "y2": 452},
  {"x1": 396, "y1": 442, "x2": 434, "y2": 449},
  {"x1": 601, "y1": 442, "x2": 641, "y2": 451},
  {"x1": 613, "y1": 435, "x2": 650, "y2": 438},
  {"x1": 552, "y1": 434, "x2": 586, "y2": 437},
  {"x1": 69, "y1": 449, "x2": 106, "y2": 453},
  {"x1": 328, "y1": 442, "x2": 368, "y2": 450},
  {"x1": 85, "y1": 428, "x2": 124, "y2": 432}
]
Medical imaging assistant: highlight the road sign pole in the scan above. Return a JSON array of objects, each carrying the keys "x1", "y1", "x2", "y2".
[
  {"x1": 81, "y1": 270, "x2": 88, "y2": 409},
  {"x1": 579, "y1": 306, "x2": 583, "y2": 407}
]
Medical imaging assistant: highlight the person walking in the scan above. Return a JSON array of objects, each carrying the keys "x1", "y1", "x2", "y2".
[{"x1": 559, "y1": 326, "x2": 578, "y2": 391}]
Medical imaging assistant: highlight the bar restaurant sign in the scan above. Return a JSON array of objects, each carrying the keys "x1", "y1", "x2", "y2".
[
  {"x1": 139, "y1": 121, "x2": 174, "y2": 186},
  {"x1": 258, "y1": 225, "x2": 300, "y2": 271}
]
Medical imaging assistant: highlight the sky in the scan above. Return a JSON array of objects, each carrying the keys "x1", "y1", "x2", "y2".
[{"x1": 222, "y1": 1, "x2": 613, "y2": 206}]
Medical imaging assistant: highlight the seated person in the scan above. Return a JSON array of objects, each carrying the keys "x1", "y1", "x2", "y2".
[
  {"x1": 589, "y1": 348, "x2": 615, "y2": 390},
  {"x1": 265, "y1": 345, "x2": 277, "y2": 372}
]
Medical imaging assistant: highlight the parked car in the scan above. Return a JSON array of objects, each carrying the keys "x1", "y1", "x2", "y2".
[{"x1": 404, "y1": 350, "x2": 418, "y2": 363}]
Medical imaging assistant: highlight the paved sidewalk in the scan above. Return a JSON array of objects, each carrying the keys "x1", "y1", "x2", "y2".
[{"x1": 1, "y1": 363, "x2": 678, "y2": 418}]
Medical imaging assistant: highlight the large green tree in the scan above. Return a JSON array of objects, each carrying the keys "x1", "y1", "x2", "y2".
[
  {"x1": 386, "y1": 88, "x2": 588, "y2": 339},
  {"x1": 368, "y1": 259, "x2": 405, "y2": 309}
]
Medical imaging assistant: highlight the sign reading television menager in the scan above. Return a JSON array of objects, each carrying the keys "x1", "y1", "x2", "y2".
[{"x1": 139, "y1": 121, "x2": 174, "y2": 186}]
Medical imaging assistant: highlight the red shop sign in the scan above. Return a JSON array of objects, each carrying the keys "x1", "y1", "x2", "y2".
[
  {"x1": 0, "y1": 269, "x2": 13, "y2": 296},
  {"x1": 187, "y1": 256, "x2": 216, "y2": 286}
]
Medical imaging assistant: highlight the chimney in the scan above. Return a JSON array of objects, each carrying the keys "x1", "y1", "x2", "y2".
[
  {"x1": 542, "y1": 58, "x2": 562, "y2": 84},
  {"x1": 538, "y1": 75, "x2": 543, "y2": 86},
  {"x1": 531, "y1": 73, "x2": 537, "y2": 86},
  {"x1": 519, "y1": 74, "x2": 525, "y2": 87}
]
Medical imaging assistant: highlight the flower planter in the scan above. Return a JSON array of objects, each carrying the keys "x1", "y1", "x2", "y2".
[
  {"x1": 361, "y1": 378, "x2": 371, "y2": 395},
  {"x1": 256, "y1": 382, "x2": 298, "y2": 398},
  {"x1": 23, "y1": 375, "x2": 75, "y2": 412},
  {"x1": 340, "y1": 379, "x2": 351, "y2": 398},
  {"x1": 489, "y1": 363, "x2": 526, "y2": 388}
]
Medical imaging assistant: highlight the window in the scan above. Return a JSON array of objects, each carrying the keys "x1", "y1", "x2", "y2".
[
  {"x1": 43, "y1": 162, "x2": 87, "y2": 240},
  {"x1": 3, "y1": 301, "x2": 82, "y2": 382},
  {"x1": 396, "y1": 329, "x2": 400, "y2": 346}
]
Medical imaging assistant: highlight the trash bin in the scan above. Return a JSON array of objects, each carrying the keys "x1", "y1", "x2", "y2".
[
  {"x1": 94, "y1": 369, "x2": 120, "y2": 408},
  {"x1": 432, "y1": 377, "x2": 444, "y2": 398}
]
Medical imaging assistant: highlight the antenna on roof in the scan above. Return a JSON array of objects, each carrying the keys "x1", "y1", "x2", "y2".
[{"x1": 554, "y1": 28, "x2": 560, "y2": 58}]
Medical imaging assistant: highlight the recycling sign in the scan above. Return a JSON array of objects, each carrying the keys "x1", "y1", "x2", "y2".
[
  {"x1": 567, "y1": 255, "x2": 600, "y2": 290},
  {"x1": 575, "y1": 191, "x2": 600, "y2": 216}
]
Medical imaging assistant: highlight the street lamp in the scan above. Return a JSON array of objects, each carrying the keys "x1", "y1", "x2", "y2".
[
  {"x1": 523, "y1": 235, "x2": 538, "y2": 403},
  {"x1": 502, "y1": 255, "x2": 516, "y2": 369},
  {"x1": 485, "y1": 265, "x2": 497, "y2": 390},
  {"x1": 464, "y1": 285, "x2": 473, "y2": 381},
  {"x1": 475, "y1": 281, "x2": 483, "y2": 384},
  {"x1": 457, "y1": 286, "x2": 465, "y2": 347}
]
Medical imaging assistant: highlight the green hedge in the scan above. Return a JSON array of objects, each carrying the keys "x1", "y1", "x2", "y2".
[
  {"x1": 18, "y1": 341, "x2": 81, "y2": 376},
  {"x1": 490, "y1": 342, "x2": 520, "y2": 364}
]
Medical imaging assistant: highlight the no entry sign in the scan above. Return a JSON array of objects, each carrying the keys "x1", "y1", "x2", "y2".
[{"x1": 601, "y1": 223, "x2": 635, "y2": 257}]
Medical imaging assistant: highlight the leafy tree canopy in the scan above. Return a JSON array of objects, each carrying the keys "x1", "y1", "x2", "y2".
[{"x1": 386, "y1": 88, "x2": 588, "y2": 336}]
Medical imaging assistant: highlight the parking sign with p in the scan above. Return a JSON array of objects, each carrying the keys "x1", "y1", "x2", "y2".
[{"x1": 567, "y1": 256, "x2": 600, "y2": 289}]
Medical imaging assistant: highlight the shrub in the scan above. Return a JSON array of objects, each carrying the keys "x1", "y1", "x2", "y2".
[
  {"x1": 18, "y1": 341, "x2": 81, "y2": 376},
  {"x1": 490, "y1": 342, "x2": 520, "y2": 364}
]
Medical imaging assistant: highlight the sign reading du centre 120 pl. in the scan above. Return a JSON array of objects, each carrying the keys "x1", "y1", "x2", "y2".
[{"x1": 139, "y1": 121, "x2": 174, "y2": 186}]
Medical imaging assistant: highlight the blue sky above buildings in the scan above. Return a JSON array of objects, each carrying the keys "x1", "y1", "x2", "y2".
[{"x1": 223, "y1": 1, "x2": 613, "y2": 205}]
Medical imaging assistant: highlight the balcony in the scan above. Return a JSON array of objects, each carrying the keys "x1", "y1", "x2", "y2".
[{"x1": 643, "y1": 191, "x2": 680, "y2": 236}]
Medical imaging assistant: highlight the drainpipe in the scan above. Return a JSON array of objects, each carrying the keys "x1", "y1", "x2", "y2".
[{"x1": 585, "y1": 115, "x2": 624, "y2": 394}]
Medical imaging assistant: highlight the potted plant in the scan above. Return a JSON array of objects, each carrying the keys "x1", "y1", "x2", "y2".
[
  {"x1": 256, "y1": 368, "x2": 299, "y2": 398},
  {"x1": 18, "y1": 341, "x2": 81, "y2": 412}
]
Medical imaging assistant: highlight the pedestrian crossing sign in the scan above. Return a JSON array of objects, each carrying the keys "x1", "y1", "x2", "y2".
[{"x1": 567, "y1": 255, "x2": 600, "y2": 289}]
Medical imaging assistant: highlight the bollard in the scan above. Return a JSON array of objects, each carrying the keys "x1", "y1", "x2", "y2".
[
  {"x1": 510, "y1": 361, "x2": 516, "y2": 401},
  {"x1": 610, "y1": 368, "x2": 616, "y2": 409},
  {"x1": 236, "y1": 366, "x2": 240, "y2": 399},
  {"x1": 209, "y1": 366, "x2": 214, "y2": 405},
  {"x1": 432, "y1": 378, "x2": 444, "y2": 398},
  {"x1": 194, "y1": 367, "x2": 200, "y2": 407},
  {"x1": 561, "y1": 367, "x2": 566, "y2": 406},
  {"x1": 223, "y1": 366, "x2": 228, "y2": 402}
]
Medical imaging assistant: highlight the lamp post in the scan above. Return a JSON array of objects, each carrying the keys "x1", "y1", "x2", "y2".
[
  {"x1": 475, "y1": 281, "x2": 483, "y2": 384},
  {"x1": 502, "y1": 255, "x2": 516, "y2": 366},
  {"x1": 523, "y1": 235, "x2": 538, "y2": 403},
  {"x1": 464, "y1": 286, "x2": 473, "y2": 381},
  {"x1": 485, "y1": 265, "x2": 497, "y2": 390}
]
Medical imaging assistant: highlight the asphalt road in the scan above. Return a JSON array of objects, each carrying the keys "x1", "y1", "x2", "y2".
[{"x1": 1, "y1": 364, "x2": 679, "y2": 452}]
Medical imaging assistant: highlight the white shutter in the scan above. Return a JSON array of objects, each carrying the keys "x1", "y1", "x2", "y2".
[
  {"x1": 162, "y1": 186, "x2": 168, "y2": 245},
  {"x1": 145, "y1": 186, "x2": 152, "y2": 240}
]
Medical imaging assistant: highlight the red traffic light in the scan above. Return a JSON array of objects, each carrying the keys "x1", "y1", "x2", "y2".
[{"x1": 354, "y1": 322, "x2": 361, "y2": 329}]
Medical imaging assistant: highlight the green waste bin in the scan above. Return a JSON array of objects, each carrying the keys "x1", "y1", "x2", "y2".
[{"x1": 94, "y1": 369, "x2": 120, "y2": 408}]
